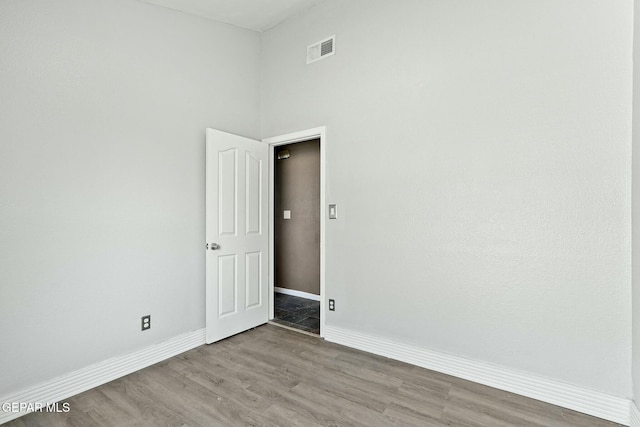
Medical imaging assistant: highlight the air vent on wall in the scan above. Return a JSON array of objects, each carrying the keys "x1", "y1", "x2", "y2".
[{"x1": 307, "y1": 35, "x2": 335, "y2": 64}]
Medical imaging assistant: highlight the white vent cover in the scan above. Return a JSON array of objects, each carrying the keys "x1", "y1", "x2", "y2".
[{"x1": 307, "y1": 35, "x2": 335, "y2": 64}]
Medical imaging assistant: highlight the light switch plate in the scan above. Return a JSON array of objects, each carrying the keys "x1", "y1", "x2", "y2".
[
  {"x1": 283, "y1": 210, "x2": 291, "y2": 220},
  {"x1": 329, "y1": 204, "x2": 337, "y2": 219}
]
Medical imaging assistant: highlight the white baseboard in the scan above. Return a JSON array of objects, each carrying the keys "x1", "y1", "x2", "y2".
[
  {"x1": 631, "y1": 401, "x2": 640, "y2": 427},
  {"x1": 1, "y1": 324, "x2": 630, "y2": 425},
  {"x1": 324, "y1": 324, "x2": 631, "y2": 425},
  {"x1": 0, "y1": 328, "x2": 206, "y2": 425},
  {"x1": 275, "y1": 286, "x2": 320, "y2": 301}
]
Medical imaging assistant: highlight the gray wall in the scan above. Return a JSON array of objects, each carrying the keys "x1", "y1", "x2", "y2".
[
  {"x1": 274, "y1": 140, "x2": 321, "y2": 296},
  {"x1": 1, "y1": 0, "x2": 634, "y2": 408},
  {"x1": 634, "y1": 0, "x2": 640, "y2": 408},
  {"x1": 261, "y1": 0, "x2": 632, "y2": 397},
  {"x1": 0, "y1": 0, "x2": 260, "y2": 395}
]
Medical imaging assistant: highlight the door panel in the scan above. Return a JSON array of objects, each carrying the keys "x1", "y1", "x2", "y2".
[
  {"x1": 218, "y1": 255, "x2": 237, "y2": 317},
  {"x1": 218, "y1": 149, "x2": 237, "y2": 236},
  {"x1": 246, "y1": 152, "x2": 261, "y2": 235},
  {"x1": 245, "y1": 251, "x2": 261, "y2": 309},
  {"x1": 206, "y1": 128, "x2": 269, "y2": 344}
]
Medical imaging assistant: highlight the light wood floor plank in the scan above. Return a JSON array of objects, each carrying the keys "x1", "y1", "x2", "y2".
[{"x1": 5, "y1": 325, "x2": 623, "y2": 427}]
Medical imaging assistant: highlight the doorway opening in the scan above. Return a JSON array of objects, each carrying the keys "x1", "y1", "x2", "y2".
[
  {"x1": 264, "y1": 127, "x2": 326, "y2": 337},
  {"x1": 272, "y1": 139, "x2": 320, "y2": 334}
]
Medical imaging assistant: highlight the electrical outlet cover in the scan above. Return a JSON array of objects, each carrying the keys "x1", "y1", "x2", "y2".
[{"x1": 141, "y1": 315, "x2": 151, "y2": 331}]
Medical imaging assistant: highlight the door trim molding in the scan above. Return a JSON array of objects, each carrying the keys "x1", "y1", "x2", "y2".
[
  {"x1": 263, "y1": 126, "x2": 326, "y2": 337},
  {"x1": 324, "y1": 324, "x2": 631, "y2": 425}
]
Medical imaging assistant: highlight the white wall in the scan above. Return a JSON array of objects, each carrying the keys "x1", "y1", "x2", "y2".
[
  {"x1": 262, "y1": 0, "x2": 633, "y2": 397},
  {"x1": 0, "y1": 0, "x2": 260, "y2": 395},
  {"x1": 633, "y1": 0, "x2": 640, "y2": 406}
]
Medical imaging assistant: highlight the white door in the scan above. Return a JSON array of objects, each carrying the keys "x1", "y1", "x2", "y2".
[{"x1": 206, "y1": 128, "x2": 269, "y2": 344}]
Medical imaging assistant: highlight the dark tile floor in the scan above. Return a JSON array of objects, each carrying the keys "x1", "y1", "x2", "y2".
[{"x1": 272, "y1": 293, "x2": 320, "y2": 334}]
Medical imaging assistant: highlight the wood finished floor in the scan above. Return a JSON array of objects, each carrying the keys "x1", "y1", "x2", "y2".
[{"x1": 6, "y1": 325, "x2": 622, "y2": 427}]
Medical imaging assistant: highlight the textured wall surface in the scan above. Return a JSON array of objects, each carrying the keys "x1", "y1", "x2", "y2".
[
  {"x1": 633, "y1": 0, "x2": 640, "y2": 406},
  {"x1": 275, "y1": 139, "x2": 321, "y2": 295},
  {"x1": 0, "y1": 0, "x2": 633, "y2": 406},
  {"x1": 262, "y1": 0, "x2": 633, "y2": 397},
  {"x1": 0, "y1": 0, "x2": 260, "y2": 395}
]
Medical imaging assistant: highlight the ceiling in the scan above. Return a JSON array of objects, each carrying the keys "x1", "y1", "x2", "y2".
[{"x1": 138, "y1": 0, "x2": 326, "y2": 32}]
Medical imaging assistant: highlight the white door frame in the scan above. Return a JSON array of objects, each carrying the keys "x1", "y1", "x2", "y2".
[{"x1": 263, "y1": 126, "x2": 326, "y2": 338}]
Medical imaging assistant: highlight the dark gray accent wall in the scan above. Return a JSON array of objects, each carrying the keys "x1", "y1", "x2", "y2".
[{"x1": 274, "y1": 139, "x2": 320, "y2": 296}]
